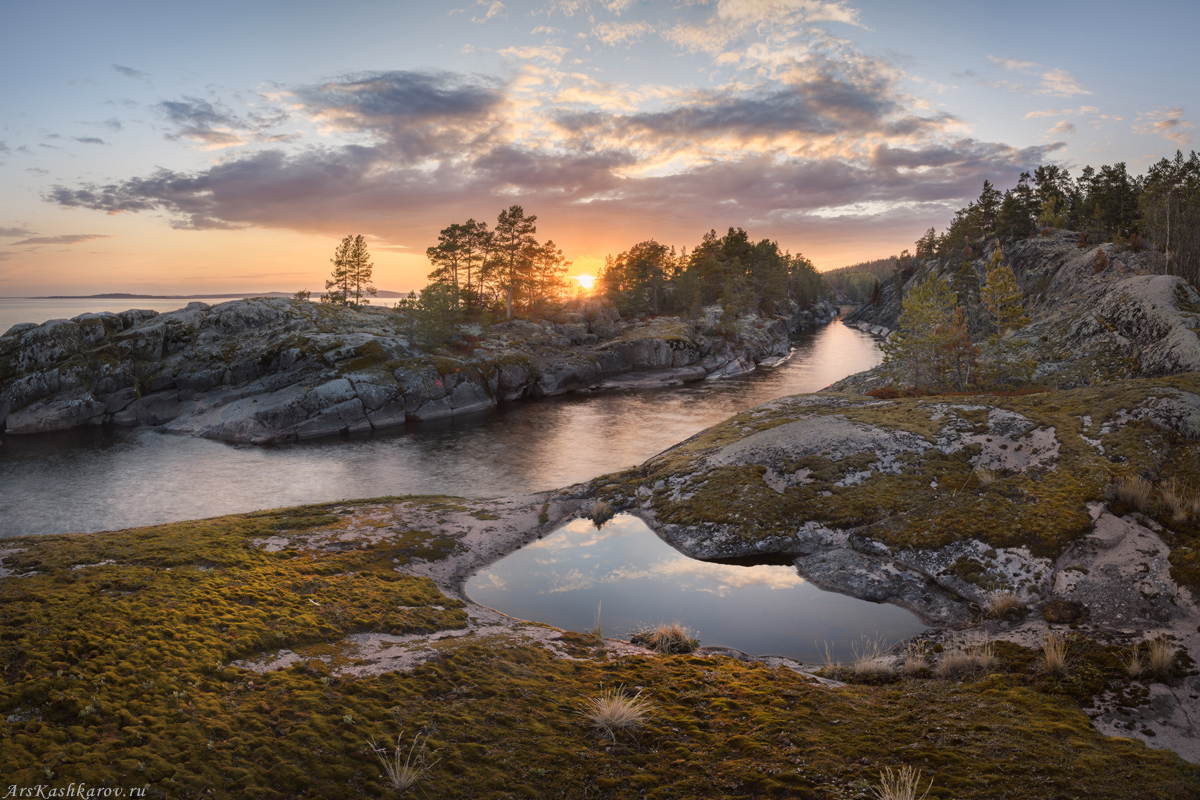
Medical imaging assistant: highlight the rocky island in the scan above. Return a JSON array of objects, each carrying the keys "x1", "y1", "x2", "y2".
[
  {"x1": 0, "y1": 298, "x2": 836, "y2": 443},
  {"x1": 3, "y1": 233, "x2": 1200, "y2": 797}
]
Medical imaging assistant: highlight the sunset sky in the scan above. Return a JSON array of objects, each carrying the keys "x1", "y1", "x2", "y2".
[{"x1": 0, "y1": 0, "x2": 1195, "y2": 296}]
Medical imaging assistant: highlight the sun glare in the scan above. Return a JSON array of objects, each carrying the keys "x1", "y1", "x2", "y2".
[{"x1": 572, "y1": 274, "x2": 596, "y2": 290}]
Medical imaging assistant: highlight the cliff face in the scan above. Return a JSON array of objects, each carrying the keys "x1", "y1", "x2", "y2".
[
  {"x1": 0, "y1": 298, "x2": 838, "y2": 444},
  {"x1": 842, "y1": 230, "x2": 1200, "y2": 390}
]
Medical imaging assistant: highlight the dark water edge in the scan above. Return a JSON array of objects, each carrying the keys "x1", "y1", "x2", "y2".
[{"x1": 0, "y1": 318, "x2": 884, "y2": 537}]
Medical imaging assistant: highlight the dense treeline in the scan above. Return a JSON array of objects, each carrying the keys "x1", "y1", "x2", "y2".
[
  {"x1": 596, "y1": 227, "x2": 825, "y2": 318},
  {"x1": 824, "y1": 257, "x2": 896, "y2": 303},
  {"x1": 421, "y1": 209, "x2": 828, "y2": 323},
  {"x1": 876, "y1": 149, "x2": 1200, "y2": 393},
  {"x1": 924, "y1": 150, "x2": 1200, "y2": 286}
]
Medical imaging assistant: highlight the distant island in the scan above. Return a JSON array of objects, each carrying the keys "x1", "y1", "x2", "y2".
[{"x1": 13, "y1": 290, "x2": 411, "y2": 300}]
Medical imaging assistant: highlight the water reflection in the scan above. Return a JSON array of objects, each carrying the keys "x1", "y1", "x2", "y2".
[
  {"x1": 467, "y1": 515, "x2": 926, "y2": 663},
  {"x1": 0, "y1": 319, "x2": 884, "y2": 536}
]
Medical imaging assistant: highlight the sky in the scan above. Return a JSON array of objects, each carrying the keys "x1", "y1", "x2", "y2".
[{"x1": 0, "y1": 0, "x2": 1196, "y2": 296}]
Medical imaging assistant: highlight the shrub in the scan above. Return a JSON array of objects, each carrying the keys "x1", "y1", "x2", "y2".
[
  {"x1": 1093, "y1": 248, "x2": 1109, "y2": 273},
  {"x1": 583, "y1": 687, "x2": 652, "y2": 739},
  {"x1": 871, "y1": 765, "x2": 933, "y2": 800},
  {"x1": 1130, "y1": 233, "x2": 1143, "y2": 253},
  {"x1": 1076, "y1": 231, "x2": 1090, "y2": 249},
  {"x1": 630, "y1": 621, "x2": 698, "y2": 654}
]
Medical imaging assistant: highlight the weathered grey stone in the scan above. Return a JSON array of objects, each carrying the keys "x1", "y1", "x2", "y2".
[{"x1": 4, "y1": 389, "x2": 107, "y2": 433}]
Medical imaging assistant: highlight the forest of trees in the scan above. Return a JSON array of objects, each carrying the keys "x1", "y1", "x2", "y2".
[
  {"x1": 922, "y1": 150, "x2": 1200, "y2": 286},
  {"x1": 419, "y1": 208, "x2": 828, "y2": 324},
  {"x1": 875, "y1": 150, "x2": 1200, "y2": 394},
  {"x1": 595, "y1": 227, "x2": 825, "y2": 318}
]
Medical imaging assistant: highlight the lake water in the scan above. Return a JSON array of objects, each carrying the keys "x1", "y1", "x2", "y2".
[
  {"x1": 467, "y1": 514, "x2": 926, "y2": 662},
  {"x1": 0, "y1": 313, "x2": 885, "y2": 537}
]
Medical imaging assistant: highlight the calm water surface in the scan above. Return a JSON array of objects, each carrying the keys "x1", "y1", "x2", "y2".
[
  {"x1": 467, "y1": 515, "x2": 926, "y2": 662},
  {"x1": 0, "y1": 316, "x2": 883, "y2": 537}
]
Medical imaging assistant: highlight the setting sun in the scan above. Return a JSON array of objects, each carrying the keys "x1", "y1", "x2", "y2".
[{"x1": 572, "y1": 274, "x2": 596, "y2": 290}]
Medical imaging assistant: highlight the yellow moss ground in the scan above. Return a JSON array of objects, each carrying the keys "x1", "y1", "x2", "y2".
[{"x1": 1, "y1": 500, "x2": 1198, "y2": 798}]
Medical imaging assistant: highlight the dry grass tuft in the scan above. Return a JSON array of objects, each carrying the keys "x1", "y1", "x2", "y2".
[
  {"x1": 368, "y1": 731, "x2": 440, "y2": 795},
  {"x1": 1113, "y1": 476, "x2": 1153, "y2": 511},
  {"x1": 974, "y1": 467, "x2": 999, "y2": 487},
  {"x1": 983, "y1": 588, "x2": 1024, "y2": 619},
  {"x1": 582, "y1": 687, "x2": 652, "y2": 739},
  {"x1": 903, "y1": 640, "x2": 929, "y2": 673},
  {"x1": 589, "y1": 499, "x2": 615, "y2": 528},
  {"x1": 1159, "y1": 478, "x2": 1192, "y2": 524},
  {"x1": 849, "y1": 636, "x2": 893, "y2": 678},
  {"x1": 935, "y1": 633, "x2": 996, "y2": 678},
  {"x1": 630, "y1": 621, "x2": 699, "y2": 654},
  {"x1": 1148, "y1": 636, "x2": 1176, "y2": 677},
  {"x1": 1042, "y1": 629, "x2": 1068, "y2": 676},
  {"x1": 871, "y1": 765, "x2": 933, "y2": 800},
  {"x1": 1123, "y1": 646, "x2": 1144, "y2": 678}
]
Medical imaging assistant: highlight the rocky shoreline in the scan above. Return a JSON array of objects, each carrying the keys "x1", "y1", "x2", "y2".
[{"x1": 0, "y1": 297, "x2": 837, "y2": 444}]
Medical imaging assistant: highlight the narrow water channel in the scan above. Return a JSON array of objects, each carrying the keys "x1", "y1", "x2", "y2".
[
  {"x1": 0, "y1": 317, "x2": 884, "y2": 537},
  {"x1": 467, "y1": 515, "x2": 927, "y2": 662}
]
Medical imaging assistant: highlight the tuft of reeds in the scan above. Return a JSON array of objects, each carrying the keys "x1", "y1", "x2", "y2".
[
  {"x1": 904, "y1": 640, "x2": 929, "y2": 673},
  {"x1": 935, "y1": 633, "x2": 996, "y2": 678},
  {"x1": 582, "y1": 687, "x2": 652, "y2": 739},
  {"x1": 1123, "y1": 646, "x2": 1144, "y2": 678},
  {"x1": 1042, "y1": 629, "x2": 1068, "y2": 676},
  {"x1": 629, "y1": 621, "x2": 698, "y2": 654},
  {"x1": 589, "y1": 499, "x2": 615, "y2": 528},
  {"x1": 1159, "y1": 478, "x2": 1192, "y2": 524},
  {"x1": 1147, "y1": 636, "x2": 1175, "y2": 677},
  {"x1": 871, "y1": 765, "x2": 933, "y2": 800},
  {"x1": 368, "y1": 731, "x2": 440, "y2": 795},
  {"x1": 1113, "y1": 476, "x2": 1153, "y2": 511},
  {"x1": 983, "y1": 588, "x2": 1023, "y2": 619},
  {"x1": 849, "y1": 636, "x2": 893, "y2": 678},
  {"x1": 975, "y1": 467, "x2": 998, "y2": 487}
]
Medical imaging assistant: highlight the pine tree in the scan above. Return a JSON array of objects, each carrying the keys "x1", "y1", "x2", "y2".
[
  {"x1": 492, "y1": 205, "x2": 538, "y2": 319},
  {"x1": 980, "y1": 247, "x2": 1028, "y2": 333},
  {"x1": 880, "y1": 273, "x2": 959, "y2": 392},
  {"x1": 323, "y1": 236, "x2": 353, "y2": 306},
  {"x1": 345, "y1": 234, "x2": 375, "y2": 308},
  {"x1": 977, "y1": 247, "x2": 1035, "y2": 388}
]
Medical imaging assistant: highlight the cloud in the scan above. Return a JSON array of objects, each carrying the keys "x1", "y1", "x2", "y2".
[
  {"x1": 1046, "y1": 120, "x2": 1076, "y2": 136},
  {"x1": 74, "y1": 137, "x2": 106, "y2": 145},
  {"x1": 498, "y1": 44, "x2": 570, "y2": 64},
  {"x1": 593, "y1": 20, "x2": 654, "y2": 47},
  {"x1": 1135, "y1": 107, "x2": 1193, "y2": 146},
  {"x1": 11, "y1": 234, "x2": 115, "y2": 246},
  {"x1": 112, "y1": 64, "x2": 150, "y2": 80},
  {"x1": 0, "y1": 227, "x2": 33, "y2": 237},
  {"x1": 46, "y1": 42, "x2": 1057, "y2": 259},
  {"x1": 1037, "y1": 68, "x2": 1090, "y2": 97},
  {"x1": 988, "y1": 55, "x2": 1037, "y2": 71}
]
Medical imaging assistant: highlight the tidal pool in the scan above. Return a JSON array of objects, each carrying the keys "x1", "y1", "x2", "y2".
[{"x1": 466, "y1": 514, "x2": 928, "y2": 663}]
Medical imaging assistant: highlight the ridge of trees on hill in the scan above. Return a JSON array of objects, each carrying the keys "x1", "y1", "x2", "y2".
[
  {"x1": 873, "y1": 150, "x2": 1200, "y2": 395},
  {"x1": 824, "y1": 257, "x2": 897, "y2": 303}
]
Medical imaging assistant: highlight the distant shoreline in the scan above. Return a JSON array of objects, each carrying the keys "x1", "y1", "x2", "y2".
[{"x1": 1, "y1": 291, "x2": 410, "y2": 300}]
